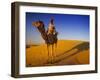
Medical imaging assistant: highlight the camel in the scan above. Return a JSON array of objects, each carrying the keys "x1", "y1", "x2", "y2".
[{"x1": 32, "y1": 19, "x2": 58, "y2": 63}]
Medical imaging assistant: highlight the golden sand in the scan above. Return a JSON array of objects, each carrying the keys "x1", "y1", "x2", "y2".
[{"x1": 26, "y1": 40, "x2": 89, "y2": 67}]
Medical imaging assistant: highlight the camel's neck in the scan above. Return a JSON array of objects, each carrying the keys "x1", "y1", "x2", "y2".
[{"x1": 37, "y1": 25, "x2": 48, "y2": 43}]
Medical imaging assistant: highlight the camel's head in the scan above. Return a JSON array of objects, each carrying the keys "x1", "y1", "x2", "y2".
[
  {"x1": 32, "y1": 20, "x2": 46, "y2": 33},
  {"x1": 32, "y1": 21, "x2": 44, "y2": 28}
]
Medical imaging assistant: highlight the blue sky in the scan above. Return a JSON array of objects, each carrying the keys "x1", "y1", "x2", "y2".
[{"x1": 26, "y1": 12, "x2": 90, "y2": 44}]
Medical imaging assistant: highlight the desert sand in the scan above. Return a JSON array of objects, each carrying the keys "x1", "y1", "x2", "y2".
[{"x1": 26, "y1": 40, "x2": 89, "y2": 67}]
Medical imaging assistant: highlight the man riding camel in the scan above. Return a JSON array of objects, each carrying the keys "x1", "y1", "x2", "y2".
[{"x1": 47, "y1": 18, "x2": 57, "y2": 35}]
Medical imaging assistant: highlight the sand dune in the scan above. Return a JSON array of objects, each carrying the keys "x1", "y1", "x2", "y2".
[{"x1": 26, "y1": 40, "x2": 89, "y2": 67}]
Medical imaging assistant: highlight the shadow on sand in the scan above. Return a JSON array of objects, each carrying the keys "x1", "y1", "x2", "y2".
[{"x1": 53, "y1": 42, "x2": 89, "y2": 63}]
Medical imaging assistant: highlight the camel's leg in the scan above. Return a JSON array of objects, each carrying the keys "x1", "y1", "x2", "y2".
[
  {"x1": 55, "y1": 43, "x2": 57, "y2": 48},
  {"x1": 47, "y1": 44, "x2": 49, "y2": 55},
  {"x1": 51, "y1": 44, "x2": 54, "y2": 63},
  {"x1": 54, "y1": 43, "x2": 57, "y2": 57},
  {"x1": 47, "y1": 44, "x2": 50, "y2": 63}
]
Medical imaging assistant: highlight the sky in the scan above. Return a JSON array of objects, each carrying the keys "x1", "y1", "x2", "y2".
[{"x1": 26, "y1": 12, "x2": 90, "y2": 45}]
